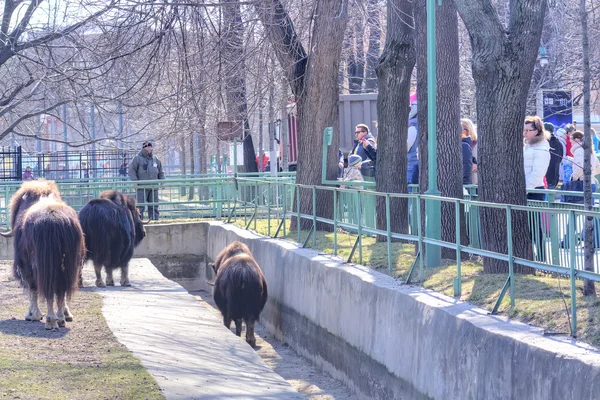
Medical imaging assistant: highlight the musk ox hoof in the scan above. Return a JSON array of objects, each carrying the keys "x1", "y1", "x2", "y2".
[
  {"x1": 25, "y1": 309, "x2": 43, "y2": 321},
  {"x1": 45, "y1": 316, "x2": 58, "y2": 330},
  {"x1": 106, "y1": 279, "x2": 115, "y2": 286},
  {"x1": 246, "y1": 336, "x2": 256, "y2": 347},
  {"x1": 57, "y1": 319, "x2": 66, "y2": 328},
  {"x1": 120, "y1": 278, "x2": 131, "y2": 287},
  {"x1": 64, "y1": 309, "x2": 73, "y2": 322},
  {"x1": 95, "y1": 279, "x2": 106, "y2": 288}
]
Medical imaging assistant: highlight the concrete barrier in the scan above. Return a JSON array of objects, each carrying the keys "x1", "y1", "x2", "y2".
[
  {"x1": 4, "y1": 219, "x2": 600, "y2": 399},
  {"x1": 0, "y1": 221, "x2": 209, "y2": 261},
  {"x1": 205, "y1": 222, "x2": 600, "y2": 400}
]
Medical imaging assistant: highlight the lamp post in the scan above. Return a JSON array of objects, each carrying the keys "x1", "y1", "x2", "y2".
[{"x1": 425, "y1": 0, "x2": 441, "y2": 267}]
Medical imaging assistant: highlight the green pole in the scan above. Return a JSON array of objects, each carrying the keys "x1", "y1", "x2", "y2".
[{"x1": 425, "y1": 0, "x2": 441, "y2": 267}]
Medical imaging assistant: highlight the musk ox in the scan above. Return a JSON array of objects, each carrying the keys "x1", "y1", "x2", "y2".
[
  {"x1": 210, "y1": 241, "x2": 268, "y2": 347},
  {"x1": 1, "y1": 180, "x2": 85, "y2": 329},
  {"x1": 79, "y1": 190, "x2": 146, "y2": 287}
]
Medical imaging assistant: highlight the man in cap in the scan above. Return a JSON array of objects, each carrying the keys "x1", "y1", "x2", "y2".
[{"x1": 128, "y1": 140, "x2": 165, "y2": 220}]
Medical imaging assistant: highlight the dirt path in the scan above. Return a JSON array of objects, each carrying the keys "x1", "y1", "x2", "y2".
[
  {"x1": 190, "y1": 289, "x2": 359, "y2": 400},
  {"x1": 0, "y1": 261, "x2": 163, "y2": 400}
]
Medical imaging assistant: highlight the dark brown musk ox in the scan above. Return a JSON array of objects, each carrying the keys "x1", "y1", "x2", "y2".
[
  {"x1": 0, "y1": 180, "x2": 85, "y2": 329},
  {"x1": 78, "y1": 190, "x2": 146, "y2": 287},
  {"x1": 210, "y1": 241, "x2": 268, "y2": 347}
]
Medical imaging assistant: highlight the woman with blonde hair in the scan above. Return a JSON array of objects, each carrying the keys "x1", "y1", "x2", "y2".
[{"x1": 461, "y1": 118, "x2": 478, "y2": 184}]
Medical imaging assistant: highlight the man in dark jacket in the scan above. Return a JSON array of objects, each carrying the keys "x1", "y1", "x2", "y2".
[
  {"x1": 544, "y1": 122, "x2": 563, "y2": 189},
  {"x1": 351, "y1": 124, "x2": 377, "y2": 178},
  {"x1": 128, "y1": 140, "x2": 165, "y2": 220},
  {"x1": 461, "y1": 135, "x2": 473, "y2": 185}
]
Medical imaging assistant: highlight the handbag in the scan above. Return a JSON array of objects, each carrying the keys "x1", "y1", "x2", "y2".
[{"x1": 561, "y1": 179, "x2": 596, "y2": 203}]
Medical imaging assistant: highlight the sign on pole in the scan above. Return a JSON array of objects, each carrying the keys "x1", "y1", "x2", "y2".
[{"x1": 538, "y1": 89, "x2": 573, "y2": 128}]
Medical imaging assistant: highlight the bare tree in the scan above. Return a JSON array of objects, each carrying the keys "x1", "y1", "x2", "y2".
[
  {"x1": 580, "y1": 0, "x2": 596, "y2": 296},
  {"x1": 414, "y1": 0, "x2": 468, "y2": 259},
  {"x1": 374, "y1": 0, "x2": 415, "y2": 239},
  {"x1": 454, "y1": 0, "x2": 548, "y2": 273},
  {"x1": 220, "y1": 0, "x2": 257, "y2": 173},
  {"x1": 256, "y1": 0, "x2": 348, "y2": 230},
  {"x1": 364, "y1": 0, "x2": 382, "y2": 92}
]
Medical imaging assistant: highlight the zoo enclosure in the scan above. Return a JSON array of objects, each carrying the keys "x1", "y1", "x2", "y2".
[{"x1": 0, "y1": 174, "x2": 597, "y2": 337}]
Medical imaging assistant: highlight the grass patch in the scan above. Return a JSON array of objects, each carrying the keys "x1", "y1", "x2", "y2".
[
  {"x1": 234, "y1": 217, "x2": 600, "y2": 348},
  {"x1": 0, "y1": 262, "x2": 164, "y2": 400}
]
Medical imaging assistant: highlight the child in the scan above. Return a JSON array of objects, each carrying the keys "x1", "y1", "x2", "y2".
[{"x1": 341, "y1": 154, "x2": 364, "y2": 189}]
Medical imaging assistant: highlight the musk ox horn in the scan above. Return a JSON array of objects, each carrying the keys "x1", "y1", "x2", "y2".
[
  {"x1": 143, "y1": 219, "x2": 152, "y2": 225},
  {"x1": 206, "y1": 280, "x2": 215, "y2": 287},
  {"x1": 0, "y1": 230, "x2": 13, "y2": 238}
]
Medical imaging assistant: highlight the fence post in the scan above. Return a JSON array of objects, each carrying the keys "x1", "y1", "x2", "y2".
[
  {"x1": 506, "y1": 206, "x2": 515, "y2": 309},
  {"x1": 569, "y1": 210, "x2": 577, "y2": 337},
  {"x1": 386, "y1": 194, "x2": 392, "y2": 274},
  {"x1": 334, "y1": 189, "x2": 338, "y2": 256},
  {"x1": 454, "y1": 199, "x2": 462, "y2": 297}
]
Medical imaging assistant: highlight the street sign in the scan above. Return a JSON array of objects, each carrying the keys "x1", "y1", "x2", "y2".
[{"x1": 538, "y1": 89, "x2": 573, "y2": 128}]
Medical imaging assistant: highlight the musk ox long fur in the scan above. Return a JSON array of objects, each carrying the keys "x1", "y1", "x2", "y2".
[
  {"x1": 2, "y1": 180, "x2": 85, "y2": 330},
  {"x1": 79, "y1": 190, "x2": 146, "y2": 287},
  {"x1": 211, "y1": 241, "x2": 268, "y2": 347}
]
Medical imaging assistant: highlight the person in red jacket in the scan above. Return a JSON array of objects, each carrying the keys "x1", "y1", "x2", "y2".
[{"x1": 256, "y1": 153, "x2": 270, "y2": 172}]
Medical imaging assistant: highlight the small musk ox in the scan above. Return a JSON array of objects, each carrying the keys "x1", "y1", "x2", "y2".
[
  {"x1": 1, "y1": 180, "x2": 85, "y2": 329},
  {"x1": 79, "y1": 190, "x2": 146, "y2": 287},
  {"x1": 210, "y1": 241, "x2": 268, "y2": 347}
]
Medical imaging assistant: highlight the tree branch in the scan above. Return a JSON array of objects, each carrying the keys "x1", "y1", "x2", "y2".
[{"x1": 254, "y1": 0, "x2": 307, "y2": 96}]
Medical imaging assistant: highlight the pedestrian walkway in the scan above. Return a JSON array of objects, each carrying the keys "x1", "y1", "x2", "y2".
[{"x1": 83, "y1": 258, "x2": 304, "y2": 400}]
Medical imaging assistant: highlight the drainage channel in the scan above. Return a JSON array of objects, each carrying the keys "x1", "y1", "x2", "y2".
[{"x1": 150, "y1": 255, "x2": 359, "y2": 400}]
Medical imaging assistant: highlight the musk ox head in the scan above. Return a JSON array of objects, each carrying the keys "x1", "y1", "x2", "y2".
[
  {"x1": 210, "y1": 241, "x2": 251, "y2": 274},
  {"x1": 100, "y1": 190, "x2": 146, "y2": 246},
  {"x1": 1, "y1": 180, "x2": 61, "y2": 237}
]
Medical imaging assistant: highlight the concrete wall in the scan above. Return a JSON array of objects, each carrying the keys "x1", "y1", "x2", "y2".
[
  {"x1": 0, "y1": 222, "x2": 208, "y2": 260},
  {"x1": 133, "y1": 222, "x2": 208, "y2": 257},
  {"x1": 205, "y1": 222, "x2": 600, "y2": 400}
]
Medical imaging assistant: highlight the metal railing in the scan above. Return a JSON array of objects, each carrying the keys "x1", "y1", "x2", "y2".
[
  {"x1": 228, "y1": 177, "x2": 600, "y2": 338},
  {"x1": 0, "y1": 174, "x2": 598, "y2": 337}
]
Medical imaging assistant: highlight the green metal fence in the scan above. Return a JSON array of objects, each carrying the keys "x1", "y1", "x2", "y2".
[
  {"x1": 227, "y1": 177, "x2": 600, "y2": 338},
  {"x1": 1, "y1": 174, "x2": 600, "y2": 337}
]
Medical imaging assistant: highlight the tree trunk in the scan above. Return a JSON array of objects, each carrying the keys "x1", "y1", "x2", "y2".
[
  {"x1": 580, "y1": 0, "x2": 595, "y2": 296},
  {"x1": 364, "y1": 0, "x2": 381, "y2": 93},
  {"x1": 256, "y1": 0, "x2": 347, "y2": 231},
  {"x1": 455, "y1": 0, "x2": 547, "y2": 274},
  {"x1": 415, "y1": 0, "x2": 429, "y2": 254},
  {"x1": 346, "y1": 22, "x2": 365, "y2": 94},
  {"x1": 375, "y1": 0, "x2": 416, "y2": 240},
  {"x1": 414, "y1": 0, "x2": 468, "y2": 259},
  {"x1": 221, "y1": 0, "x2": 257, "y2": 174},
  {"x1": 180, "y1": 135, "x2": 186, "y2": 196},
  {"x1": 188, "y1": 133, "x2": 195, "y2": 200}
]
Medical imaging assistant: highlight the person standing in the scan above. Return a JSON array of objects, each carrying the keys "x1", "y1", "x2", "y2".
[
  {"x1": 22, "y1": 166, "x2": 33, "y2": 181},
  {"x1": 128, "y1": 140, "x2": 165, "y2": 220},
  {"x1": 544, "y1": 122, "x2": 563, "y2": 189},
  {"x1": 351, "y1": 124, "x2": 377, "y2": 178},
  {"x1": 524, "y1": 116, "x2": 550, "y2": 262},
  {"x1": 461, "y1": 119, "x2": 478, "y2": 184},
  {"x1": 407, "y1": 102, "x2": 418, "y2": 183},
  {"x1": 524, "y1": 117, "x2": 550, "y2": 199},
  {"x1": 461, "y1": 126, "x2": 473, "y2": 185}
]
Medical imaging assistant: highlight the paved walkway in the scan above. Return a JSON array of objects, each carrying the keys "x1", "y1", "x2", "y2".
[{"x1": 84, "y1": 258, "x2": 304, "y2": 400}]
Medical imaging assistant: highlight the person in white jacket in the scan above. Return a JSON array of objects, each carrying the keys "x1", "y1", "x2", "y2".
[
  {"x1": 569, "y1": 130, "x2": 600, "y2": 183},
  {"x1": 523, "y1": 116, "x2": 550, "y2": 262},
  {"x1": 523, "y1": 116, "x2": 551, "y2": 201}
]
